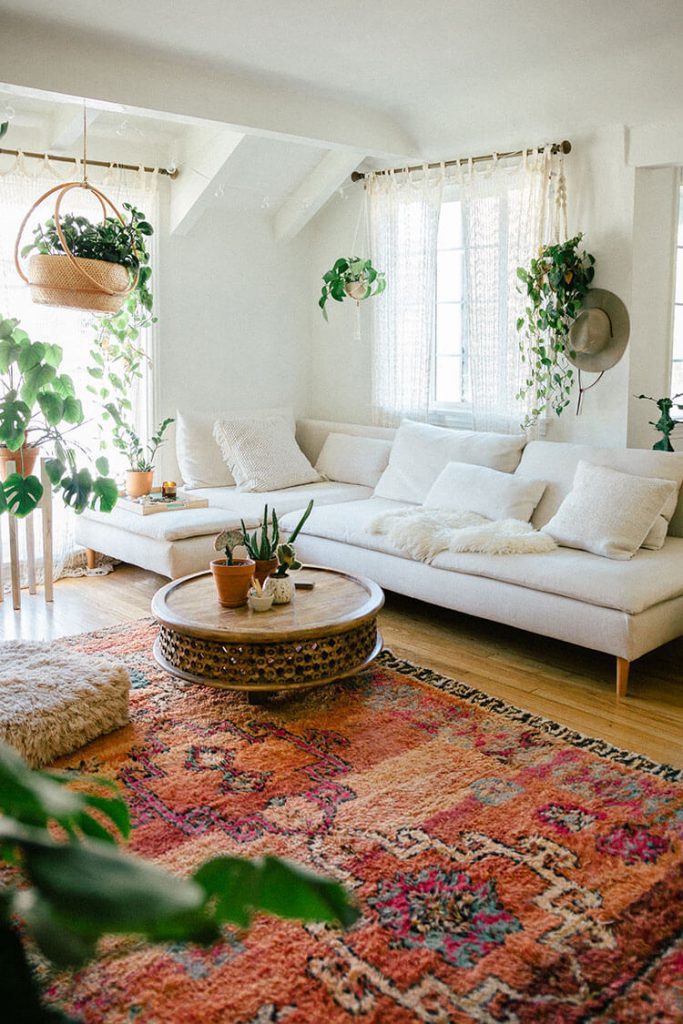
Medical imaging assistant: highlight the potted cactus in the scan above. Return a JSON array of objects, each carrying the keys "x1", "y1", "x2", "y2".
[
  {"x1": 241, "y1": 500, "x2": 314, "y2": 586},
  {"x1": 269, "y1": 543, "x2": 302, "y2": 605},
  {"x1": 211, "y1": 527, "x2": 254, "y2": 608}
]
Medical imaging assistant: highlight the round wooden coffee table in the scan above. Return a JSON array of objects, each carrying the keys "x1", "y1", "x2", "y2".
[{"x1": 151, "y1": 565, "x2": 384, "y2": 702}]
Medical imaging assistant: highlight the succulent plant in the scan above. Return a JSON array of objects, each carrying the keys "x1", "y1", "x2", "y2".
[
  {"x1": 273, "y1": 542, "x2": 302, "y2": 578},
  {"x1": 214, "y1": 527, "x2": 244, "y2": 566},
  {"x1": 241, "y1": 504, "x2": 280, "y2": 560}
]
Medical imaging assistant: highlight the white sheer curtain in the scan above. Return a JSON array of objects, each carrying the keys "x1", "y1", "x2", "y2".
[
  {"x1": 367, "y1": 147, "x2": 566, "y2": 432},
  {"x1": 0, "y1": 155, "x2": 159, "y2": 588},
  {"x1": 461, "y1": 147, "x2": 566, "y2": 431},
  {"x1": 368, "y1": 167, "x2": 443, "y2": 425}
]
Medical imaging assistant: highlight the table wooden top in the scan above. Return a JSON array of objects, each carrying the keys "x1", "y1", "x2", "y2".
[{"x1": 151, "y1": 565, "x2": 384, "y2": 643}]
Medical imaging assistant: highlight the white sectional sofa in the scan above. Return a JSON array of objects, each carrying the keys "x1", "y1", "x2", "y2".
[{"x1": 75, "y1": 417, "x2": 683, "y2": 696}]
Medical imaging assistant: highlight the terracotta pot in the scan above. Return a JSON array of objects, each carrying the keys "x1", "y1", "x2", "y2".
[
  {"x1": 269, "y1": 575, "x2": 296, "y2": 605},
  {"x1": 0, "y1": 445, "x2": 40, "y2": 481},
  {"x1": 210, "y1": 558, "x2": 255, "y2": 608},
  {"x1": 125, "y1": 470, "x2": 154, "y2": 498},
  {"x1": 253, "y1": 556, "x2": 278, "y2": 586}
]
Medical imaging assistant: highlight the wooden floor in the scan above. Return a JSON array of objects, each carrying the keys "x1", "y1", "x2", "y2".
[{"x1": 2, "y1": 563, "x2": 682, "y2": 768}]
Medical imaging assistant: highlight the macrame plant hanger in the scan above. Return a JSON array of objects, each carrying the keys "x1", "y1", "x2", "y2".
[
  {"x1": 349, "y1": 185, "x2": 372, "y2": 342},
  {"x1": 14, "y1": 101, "x2": 140, "y2": 315}
]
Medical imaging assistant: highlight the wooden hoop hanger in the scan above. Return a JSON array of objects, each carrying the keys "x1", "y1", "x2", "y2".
[{"x1": 14, "y1": 180, "x2": 140, "y2": 297}]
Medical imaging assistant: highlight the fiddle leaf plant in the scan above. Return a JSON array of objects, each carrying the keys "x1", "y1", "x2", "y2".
[
  {"x1": 515, "y1": 233, "x2": 595, "y2": 428},
  {"x1": 636, "y1": 392, "x2": 683, "y2": 452},
  {"x1": 0, "y1": 741, "x2": 359, "y2": 1023},
  {"x1": 319, "y1": 257, "x2": 386, "y2": 321},
  {"x1": 0, "y1": 315, "x2": 118, "y2": 518}
]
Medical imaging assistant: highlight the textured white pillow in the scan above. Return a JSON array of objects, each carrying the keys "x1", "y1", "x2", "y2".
[
  {"x1": 213, "y1": 416, "x2": 321, "y2": 492},
  {"x1": 424, "y1": 461, "x2": 547, "y2": 522},
  {"x1": 316, "y1": 433, "x2": 392, "y2": 487},
  {"x1": 176, "y1": 407, "x2": 295, "y2": 489},
  {"x1": 374, "y1": 420, "x2": 527, "y2": 503},
  {"x1": 543, "y1": 461, "x2": 678, "y2": 560}
]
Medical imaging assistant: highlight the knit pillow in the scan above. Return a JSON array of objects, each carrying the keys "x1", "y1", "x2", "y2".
[
  {"x1": 542, "y1": 461, "x2": 678, "y2": 560},
  {"x1": 213, "y1": 417, "x2": 321, "y2": 492}
]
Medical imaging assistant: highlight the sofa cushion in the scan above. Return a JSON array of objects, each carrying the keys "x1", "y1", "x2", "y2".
[
  {"x1": 516, "y1": 440, "x2": 683, "y2": 545},
  {"x1": 282, "y1": 497, "x2": 683, "y2": 615},
  {"x1": 315, "y1": 433, "x2": 392, "y2": 487},
  {"x1": 542, "y1": 462, "x2": 678, "y2": 560},
  {"x1": 176, "y1": 407, "x2": 295, "y2": 490},
  {"x1": 193, "y1": 481, "x2": 374, "y2": 519},
  {"x1": 81, "y1": 506, "x2": 257, "y2": 542},
  {"x1": 214, "y1": 416, "x2": 320, "y2": 492},
  {"x1": 424, "y1": 462, "x2": 546, "y2": 522},
  {"x1": 374, "y1": 420, "x2": 527, "y2": 503}
]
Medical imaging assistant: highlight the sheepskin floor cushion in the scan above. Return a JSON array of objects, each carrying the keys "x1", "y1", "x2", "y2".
[{"x1": 0, "y1": 641, "x2": 130, "y2": 768}]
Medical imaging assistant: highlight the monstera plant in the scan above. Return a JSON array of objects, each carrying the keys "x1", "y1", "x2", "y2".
[{"x1": 0, "y1": 313, "x2": 118, "y2": 518}]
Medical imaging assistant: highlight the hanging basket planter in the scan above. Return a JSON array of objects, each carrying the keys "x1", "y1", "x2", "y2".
[{"x1": 14, "y1": 181, "x2": 141, "y2": 314}]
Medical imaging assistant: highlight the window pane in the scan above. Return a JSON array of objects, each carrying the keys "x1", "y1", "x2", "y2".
[
  {"x1": 437, "y1": 249, "x2": 464, "y2": 302},
  {"x1": 679, "y1": 186, "x2": 683, "y2": 246},
  {"x1": 673, "y1": 305, "x2": 683, "y2": 361},
  {"x1": 672, "y1": 361, "x2": 683, "y2": 400},
  {"x1": 435, "y1": 355, "x2": 462, "y2": 404},
  {"x1": 676, "y1": 249, "x2": 683, "y2": 302},
  {"x1": 437, "y1": 201, "x2": 463, "y2": 249},
  {"x1": 436, "y1": 303, "x2": 463, "y2": 356}
]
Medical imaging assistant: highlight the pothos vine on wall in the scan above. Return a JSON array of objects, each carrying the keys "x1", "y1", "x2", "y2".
[{"x1": 516, "y1": 233, "x2": 595, "y2": 429}]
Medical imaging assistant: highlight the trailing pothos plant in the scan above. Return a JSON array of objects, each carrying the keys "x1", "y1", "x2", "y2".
[
  {"x1": 0, "y1": 314, "x2": 117, "y2": 518},
  {"x1": 0, "y1": 741, "x2": 358, "y2": 1023},
  {"x1": 515, "y1": 233, "x2": 595, "y2": 428},
  {"x1": 319, "y1": 257, "x2": 386, "y2": 320}
]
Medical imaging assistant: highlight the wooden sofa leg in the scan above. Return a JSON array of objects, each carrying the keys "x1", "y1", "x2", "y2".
[
  {"x1": 616, "y1": 657, "x2": 630, "y2": 697},
  {"x1": 85, "y1": 548, "x2": 98, "y2": 570}
]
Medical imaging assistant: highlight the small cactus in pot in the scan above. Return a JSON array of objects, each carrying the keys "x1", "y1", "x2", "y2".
[{"x1": 210, "y1": 527, "x2": 254, "y2": 608}]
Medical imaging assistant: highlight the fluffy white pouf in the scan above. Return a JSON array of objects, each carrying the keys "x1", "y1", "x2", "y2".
[{"x1": 0, "y1": 642, "x2": 130, "y2": 768}]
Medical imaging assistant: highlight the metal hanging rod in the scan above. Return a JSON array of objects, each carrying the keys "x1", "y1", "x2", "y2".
[
  {"x1": 350, "y1": 139, "x2": 571, "y2": 182},
  {"x1": 0, "y1": 146, "x2": 179, "y2": 179}
]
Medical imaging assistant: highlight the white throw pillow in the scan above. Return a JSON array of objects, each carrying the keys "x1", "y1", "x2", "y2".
[
  {"x1": 374, "y1": 420, "x2": 527, "y2": 504},
  {"x1": 424, "y1": 461, "x2": 547, "y2": 522},
  {"x1": 542, "y1": 461, "x2": 678, "y2": 560},
  {"x1": 213, "y1": 416, "x2": 321, "y2": 492},
  {"x1": 316, "y1": 433, "x2": 392, "y2": 487},
  {"x1": 176, "y1": 407, "x2": 295, "y2": 489}
]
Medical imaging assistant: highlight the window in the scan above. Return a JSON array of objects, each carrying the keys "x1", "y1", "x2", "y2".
[
  {"x1": 672, "y1": 178, "x2": 683, "y2": 406},
  {"x1": 435, "y1": 200, "x2": 469, "y2": 407}
]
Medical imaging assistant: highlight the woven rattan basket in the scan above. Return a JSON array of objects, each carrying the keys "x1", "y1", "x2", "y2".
[{"x1": 26, "y1": 254, "x2": 130, "y2": 313}]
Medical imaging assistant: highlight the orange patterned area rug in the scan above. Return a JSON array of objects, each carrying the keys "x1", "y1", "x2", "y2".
[{"x1": 41, "y1": 620, "x2": 682, "y2": 1024}]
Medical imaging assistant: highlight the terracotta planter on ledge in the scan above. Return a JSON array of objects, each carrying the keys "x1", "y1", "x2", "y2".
[
  {"x1": 210, "y1": 558, "x2": 255, "y2": 608},
  {"x1": 0, "y1": 445, "x2": 40, "y2": 481},
  {"x1": 125, "y1": 470, "x2": 154, "y2": 498}
]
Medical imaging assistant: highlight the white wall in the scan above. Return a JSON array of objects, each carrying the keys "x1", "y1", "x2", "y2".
[{"x1": 305, "y1": 123, "x2": 683, "y2": 450}]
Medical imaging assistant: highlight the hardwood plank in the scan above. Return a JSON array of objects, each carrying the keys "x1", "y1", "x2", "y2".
[{"x1": 0, "y1": 566, "x2": 681, "y2": 767}]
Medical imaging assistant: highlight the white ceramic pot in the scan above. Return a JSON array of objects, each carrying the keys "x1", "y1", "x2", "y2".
[
  {"x1": 248, "y1": 592, "x2": 274, "y2": 612},
  {"x1": 269, "y1": 576, "x2": 295, "y2": 605}
]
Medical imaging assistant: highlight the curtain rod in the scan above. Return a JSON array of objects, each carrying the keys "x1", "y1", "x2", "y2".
[
  {"x1": 0, "y1": 147, "x2": 179, "y2": 179},
  {"x1": 350, "y1": 139, "x2": 571, "y2": 182}
]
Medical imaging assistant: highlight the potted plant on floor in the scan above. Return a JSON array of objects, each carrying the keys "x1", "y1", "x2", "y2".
[
  {"x1": 0, "y1": 312, "x2": 118, "y2": 518},
  {"x1": 240, "y1": 500, "x2": 314, "y2": 585},
  {"x1": 515, "y1": 233, "x2": 595, "y2": 428},
  {"x1": 211, "y1": 527, "x2": 255, "y2": 607},
  {"x1": 105, "y1": 408, "x2": 174, "y2": 497},
  {"x1": 318, "y1": 257, "x2": 386, "y2": 321},
  {"x1": 17, "y1": 198, "x2": 153, "y2": 315}
]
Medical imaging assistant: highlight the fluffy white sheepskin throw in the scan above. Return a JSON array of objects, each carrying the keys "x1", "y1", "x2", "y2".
[
  {"x1": 370, "y1": 507, "x2": 557, "y2": 561},
  {"x1": 0, "y1": 642, "x2": 130, "y2": 768}
]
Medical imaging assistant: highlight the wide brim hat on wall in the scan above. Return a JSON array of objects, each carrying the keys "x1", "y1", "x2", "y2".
[{"x1": 566, "y1": 288, "x2": 630, "y2": 372}]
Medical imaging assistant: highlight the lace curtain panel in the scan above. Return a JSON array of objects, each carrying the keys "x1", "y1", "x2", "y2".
[
  {"x1": 368, "y1": 168, "x2": 443, "y2": 426},
  {"x1": 0, "y1": 158, "x2": 159, "y2": 591},
  {"x1": 367, "y1": 147, "x2": 567, "y2": 432}
]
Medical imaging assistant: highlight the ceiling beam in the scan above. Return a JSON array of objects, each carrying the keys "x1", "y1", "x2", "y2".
[
  {"x1": 0, "y1": 15, "x2": 419, "y2": 162},
  {"x1": 50, "y1": 105, "x2": 102, "y2": 153},
  {"x1": 169, "y1": 127, "x2": 244, "y2": 236},
  {"x1": 273, "y1": 150, "x2": 363, "y2": 242}
]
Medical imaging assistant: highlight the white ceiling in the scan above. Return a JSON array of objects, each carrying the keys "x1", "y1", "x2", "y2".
[{"x1": 1, "y1": 0, "x2": 682, "y2": 157}]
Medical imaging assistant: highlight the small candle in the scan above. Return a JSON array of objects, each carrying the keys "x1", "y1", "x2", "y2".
[{"x1": 162, "y1": 480, "x2": 177, "y2": 500}]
